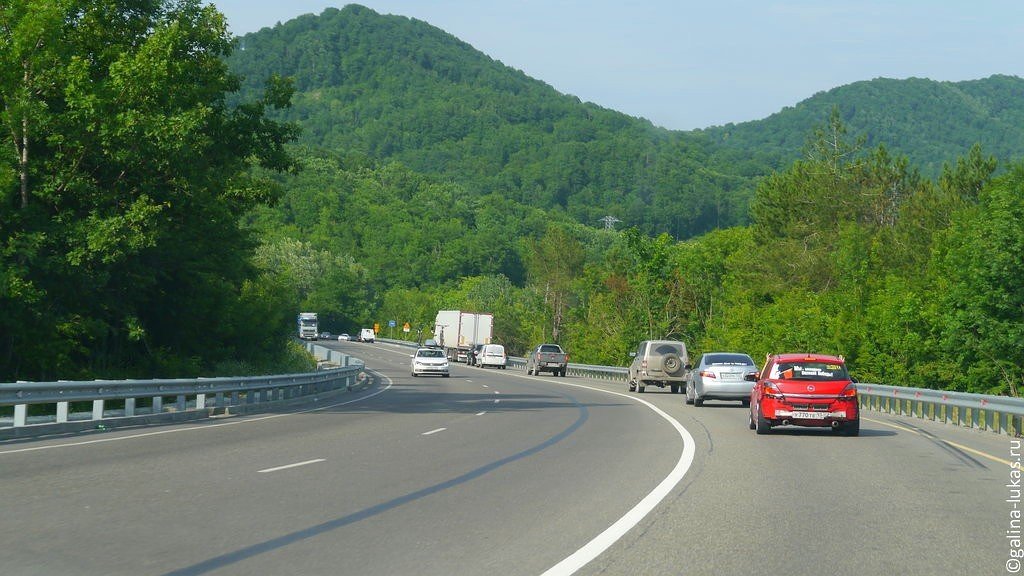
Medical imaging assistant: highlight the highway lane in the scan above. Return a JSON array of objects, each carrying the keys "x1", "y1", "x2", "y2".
[
  {"x1": 562, "y1": 380, "x2": 1010, "y2": 575},
  {"x1": 0, "y1": 342, "x2": 688, "y2": 576},
  {"x1": 1, "y1": 339, "x2": 1013, "y2": 575}
]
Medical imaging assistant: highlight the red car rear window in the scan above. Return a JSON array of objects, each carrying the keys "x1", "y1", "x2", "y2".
[{"x1": 770, "y1": 361, "x2": 848, "y2": 381}]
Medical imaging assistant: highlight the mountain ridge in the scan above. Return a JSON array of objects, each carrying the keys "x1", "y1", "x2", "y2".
[{"x1": 227, "y1": 4, "x2": 1024, "y2": 238}]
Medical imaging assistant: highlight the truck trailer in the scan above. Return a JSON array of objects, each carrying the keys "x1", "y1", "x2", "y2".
[{"x1": 433, "y1": 310, "x2": 493, "y2": 362}]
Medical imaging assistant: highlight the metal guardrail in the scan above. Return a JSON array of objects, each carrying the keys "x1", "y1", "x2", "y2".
[
  {"x1": 0, "y1": 343, "x2": 366, "y2": 438},
  {"x1": 380, "y1": 339, "x2": 1024, "y2": 436},
  {"x1": 856, "y1": 383, "x2": 1024, "y2": 436}
]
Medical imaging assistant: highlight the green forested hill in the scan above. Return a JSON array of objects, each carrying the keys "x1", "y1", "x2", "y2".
[
  {"x1": 225, "y1": 5, "x2": 1024, "y2": 395},
  {"x1": 227, "y1": 4, "x2": 753, "y2": 240},
  {"x1": 6, "y1": 2, "x2": 1020, "y2": 395},
  {"x1": 228, "y1": 5, "x2": 1024, "y2": 235},
  {"x1": 702, "y1": 75, "x2": 1024, "y2": 177}
]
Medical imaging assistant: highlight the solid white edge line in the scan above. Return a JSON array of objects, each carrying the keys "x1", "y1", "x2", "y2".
[
  {"x1": 257, "y1": 458, "x2": 325, "y2": 474},
  {"x1": 0, "y1": 373, "x2": 395, "y2": 455},
  {"x1": 538, "y1": 382, "x2": 696, "y2": 576},
  {"x1": 422, "y1": 427, "x2": 447, "y2": 436},
  {"x1": 476, "y1": 412, "x2": 486, "y2": 416}
]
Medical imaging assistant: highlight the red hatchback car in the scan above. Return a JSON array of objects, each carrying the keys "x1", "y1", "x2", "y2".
[{"x1": 748, "y1": 353, "x2": 859, "y2": 436}]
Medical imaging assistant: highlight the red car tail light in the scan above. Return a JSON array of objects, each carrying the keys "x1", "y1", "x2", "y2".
[
  {"x1": 838, "y1": 383, "x2": 858, "y2": 398},
  {"x1": 763, "y1": 381, "x2": 784, "y2": 399},
  {"x1": 700, "y1": 370, "x2": 716, "y2": 379}
]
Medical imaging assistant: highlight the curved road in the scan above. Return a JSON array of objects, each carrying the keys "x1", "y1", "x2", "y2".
[{"x1": 0, "y1": 340, "x2": 1011, "y2": 575}]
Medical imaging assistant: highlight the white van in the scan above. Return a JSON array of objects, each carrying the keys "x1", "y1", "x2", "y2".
[
  {"x1": 359, "y1": 328, "x2": 375, "y2": 343},
  {"x1": 478, "y1": 344, "x2": 506, "y2": 369}
]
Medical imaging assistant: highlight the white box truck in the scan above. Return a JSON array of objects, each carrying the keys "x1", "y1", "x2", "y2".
[
  {"x1": 297, "y1": 312, "x2": 319, "y2": 340},
  {"x1": 433, "y1": 310, "x2": 493, "y2": 362}
]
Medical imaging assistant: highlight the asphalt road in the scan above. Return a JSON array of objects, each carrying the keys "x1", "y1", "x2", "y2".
[{"x1": 0, "y1": 340, "x2": 1013, "y2": 576}]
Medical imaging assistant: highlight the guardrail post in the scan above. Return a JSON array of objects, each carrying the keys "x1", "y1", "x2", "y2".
[
  {"x1": 176, "y1": 395, "x2": 186, "y2": 412},
  {"x1": 57, "y1": 401, "x2": 69, "y2": 423},
  {"x1": 152, "y1": 396, "x2": 163, "y2": 414},
  {"x1": 14, "y1": 404, "x2": 27, "y2": 427},
  {"x1": 196, "y1": 393, "x2": 206, "y2": 410},
  {"x1": 92, "y1": 399, "x2": 104, "y2": 420},
  {"x1": 125, "y1": 397, "x2": 136, "y2": 417}
]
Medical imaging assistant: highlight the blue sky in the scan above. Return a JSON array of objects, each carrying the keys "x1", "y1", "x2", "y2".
[{"x1": 208, "y1": 1, "x2": 1024, "y2": 130}]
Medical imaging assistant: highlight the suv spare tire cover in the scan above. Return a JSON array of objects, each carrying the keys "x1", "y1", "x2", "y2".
[{"x1": 662, "y1": 354, "x2": 682, "y2": 375}]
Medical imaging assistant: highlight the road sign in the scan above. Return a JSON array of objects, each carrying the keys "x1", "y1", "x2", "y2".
[
  {"x1": 403, "y1": 322, "x2": 411, "y2": 333},
  {"x1": 388, "y1": 320, "x2": 396, "y2": 328}
]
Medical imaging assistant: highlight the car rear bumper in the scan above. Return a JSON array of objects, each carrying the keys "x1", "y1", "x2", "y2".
[
  {"x1": 761, "y1": 397, "x2": 859, "y2": 426},
  {"x1": 413, "y1": 366, "x2": 449, "y2": 375},
  {"x1": 698, "y1": 381, "x2": 754, "y2": 399}
]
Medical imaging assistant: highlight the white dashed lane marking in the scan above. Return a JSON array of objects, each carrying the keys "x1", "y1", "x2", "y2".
[{"x1": 258, "y1": 459, "x2": 325, "y2": 474}]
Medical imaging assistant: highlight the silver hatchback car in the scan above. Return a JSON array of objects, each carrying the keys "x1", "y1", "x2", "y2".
[{"x1": 686, "y1": 352, "x2": 758, "y2": 406}]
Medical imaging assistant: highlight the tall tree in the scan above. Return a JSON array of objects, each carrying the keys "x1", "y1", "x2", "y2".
[
  {"x1": 0, "y1": 1, "x2": 297, "y2": 380},
  {"x1": 524, "y1": 224, "x2": 584, "y2": 342}
]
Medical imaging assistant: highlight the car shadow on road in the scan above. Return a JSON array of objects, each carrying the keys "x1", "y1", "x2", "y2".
[{"x1": 759, "y1": 427, "x2": 896, "y2": 437}]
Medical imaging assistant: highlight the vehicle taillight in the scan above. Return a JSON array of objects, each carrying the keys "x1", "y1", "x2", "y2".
[
  {"x1": 700, "y1": 370, "x2": 716, "y2": 379},
  {"x1": 838, "y1": 383, "x2": 858, "y2": 398},
  {"x1": 763, "y1": 381, "x2": 784, "y2": 398}
]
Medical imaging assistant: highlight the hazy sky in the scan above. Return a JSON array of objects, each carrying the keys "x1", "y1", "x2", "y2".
[{"x1": 208, "y1": 1, "x2": 1024, "y2": 130}]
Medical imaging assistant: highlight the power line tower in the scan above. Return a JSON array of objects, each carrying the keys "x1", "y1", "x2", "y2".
[{"x1": 599, "y1": 215, "x2": 621, "y2": 230}]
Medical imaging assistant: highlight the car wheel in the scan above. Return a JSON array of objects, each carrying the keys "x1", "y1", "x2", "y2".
[
  {"x1": 694, "y1": 397, "x2": 704, "y2": 407},
  {"x1": 628, "y1": 381, "x2": 636, "y2": 392},
  {"x1": 670, "y1": 384, "x2": 679, "y2": 394},
  {"x1": 412, "y1": 372, "x2": 418, "y2": 377},
  {"x1": 755, "y1": 403, "x2": 771, "y2": 435},
  {"x1": 839, "y1": 418, "x2": 860, "y2": 436},
  {"x1": 685, "y1": 383, "x2": 694, "y2": 405},
  {"x1": 561, "y1": 369, "x2": 567, "y2": 377},
  {"x1": 741, "y1": 399, "x2": 751, "y2": 407},
  {"x1": 638, "y1": 384, "x2": 645, "y2": 393},
  {"x1": 527, "y1": 366, "x2": 534, "y2": 375},
  {"x1": 443, "y1": 373, "x2": 450, "y2": 378},
  {"x1": 748, "y1": 410, "x2": 756, "y2": 430}
]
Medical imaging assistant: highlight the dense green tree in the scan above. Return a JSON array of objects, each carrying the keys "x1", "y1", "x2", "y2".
[
  {"x1": 0, "y1": 0, "x2": 297, "y2": 380},
  {"x1": 924, "y1": 165, "x2": 1024, "y2": 395}
]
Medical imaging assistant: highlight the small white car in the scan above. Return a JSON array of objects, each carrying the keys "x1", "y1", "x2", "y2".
[
  {"x1": 477, "y1": 344, "x2": 507, "y2": 369},
  {"x1": 338, "y1": 333, "x2": 351, "y2": 341},
  {"x1": 411, "y1": 347, "x2": 450, "y2": 377}
]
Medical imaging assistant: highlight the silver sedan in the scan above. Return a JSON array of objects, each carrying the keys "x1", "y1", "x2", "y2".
[{"x1": 686, "y1": 352, "x2": 758, "y2": 407}]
